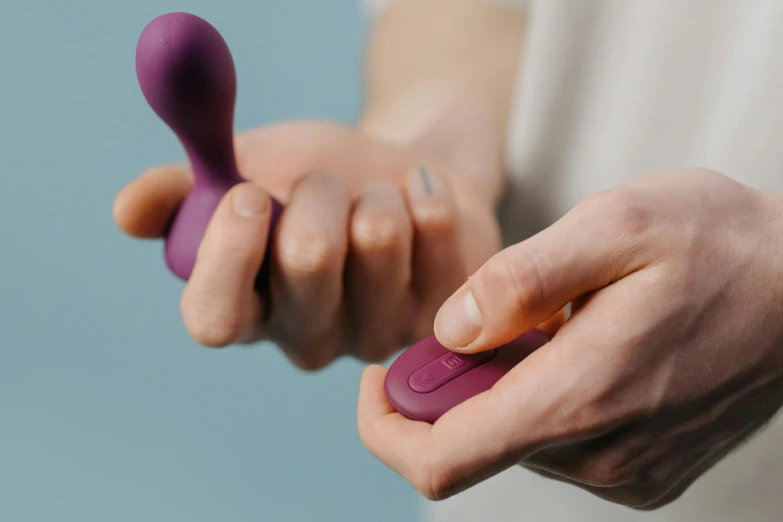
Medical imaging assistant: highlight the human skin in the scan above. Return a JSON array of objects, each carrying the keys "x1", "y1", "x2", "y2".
[
  {"x1": 358, "y1": 168, "x2": 783, "y2": 508},
  {"x1": 112, "y1": 0, "x2": 533, "y2": 368},
  {"x1": 117, "y1": 0, "x2": 783, "y2": 510},
  {"x1": 353, "y1": 2, "x2": 783, "y2": 509}
]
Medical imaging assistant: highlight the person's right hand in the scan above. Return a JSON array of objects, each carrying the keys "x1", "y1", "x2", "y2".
[
  {"x1": 357, "y1": 169, "x2": 783, "y2": 507},
  {"x1": 113, "y1": 120, "x2": 508, "y2": 369}
]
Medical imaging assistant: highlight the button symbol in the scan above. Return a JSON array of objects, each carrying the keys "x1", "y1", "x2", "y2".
[
  {"x1": 442, "y1": 355, "x2": 464, "y2": 370},
  {"x1": 408, "y1": 349, "x2": 497, "y2": 393}
]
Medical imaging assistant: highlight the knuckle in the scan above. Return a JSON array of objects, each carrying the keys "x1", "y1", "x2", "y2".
[
  {"x1": 181, "y1": 299, "x2": 244, "y2": 348},
  {"x1": 292, "y1": 357, "x2": 332, "y2": 372},
  {"x1": 594, "y1": 488, "x2": 659, "y2": 510},
  {"x1": 582, "y1": 445, "x2": 651, "y2": 489},
  {"x1": 624, "y1": 486, "x2": 672, "y2": 510},
  {"x1": 284, "y1": 348, "x2": 335, "y2": 372},
  {"x1": 278, "y1": 231, "x2": 336, "y2": 276},
  {"x1": 301, "y1": 170, "x2": 351, "y2": 203},
  {"x1": 566, "y1": 390, "x2": 617, "y2": 426},
  {"x1": 581, "y1": 188, "x2": 653, "y2": 238},
  {"x1": 305, "y1": 169, "x2": 339, "y2": 187},
  {"x1": 590, "y1": 461, "x2": 637, "y2": 488},
  {"x1": 427, "y1": 468, "x2": 459, "y2": 501},
  {"x1": 411, "y1": 199, "x2": 456, "y2": 236},
  {"x1": 211, "y1": 235, "x2": 256, "y2": 261},
  {"x1": 202, "y1": 219, "x2": 260, "y2": 261},
  {"x1": 482, "y1": 249, "x2": 547, "y2": 317},
  {"x1": 352, "y1": 209, "x2": 405, "y2": 252},
  {"x1": 407, "y1": 448, "x2": 461, "y2": 502}
]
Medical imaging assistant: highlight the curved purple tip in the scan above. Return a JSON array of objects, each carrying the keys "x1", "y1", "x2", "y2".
[
  {"x1": 136, "y1": 13, "x2": 236, "y2": 144},
  {"x1": 135, "y1": 12, "x2": 282, "y2": 296}
]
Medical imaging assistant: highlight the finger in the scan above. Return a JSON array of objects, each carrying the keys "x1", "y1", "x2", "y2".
[
  {"x1": 180, "y1": 183, "x2": 273, "y2": 347},
  {"x1": 406, "y1": 166, "x2": 466, "y2": 338},
  {"x1": 633, "y1": 438, "x2": 737, "y2": 510},
  {"x1": 365, "y1": 275, "x2": 659, "y2": 499},
  {"x1": 589, "y1": 423, "x2": 753, "y2": 509},
  {"x1": 358, "y1": 362, "x2": 571, "y2": 501},
  {"x1": 366, "y1": 268, "x2": 699, "y2": 504},
  {"x1": 536, "y1": 308, "x2": 567, "y2": 339},
  {"x1": 113, "y1": 163, "x2": 193, "y2": 238},
  {"x1": 346, "y1": 182, "x2": 413, "y2": 361},
  {"x1": 357, "y1": 365, "x2": 438, "y2": 487},
  {"x1": 482, "y1": 270, "x2": 676, "y2": 488},
  {"x1": 357, "y1": 364, "x2": 398, "y2": 418},
  {"x1": 522, "y1": 433, "x2": 723, "y2": 509},
  {"x1": 522, "y1": 462, "x2": 667, "y2": 508},
  {"x1": 267, "y1": 171, "x2": 350, "y2": 370},
  {"x1": 522, "y1": 423, "x2": 641, "y2": 489},
  {"x1": 616, "y1": 381, "x2": 783, "y2": 509},
  {"x1": 521, "y1": 464, "x2": 598, "y2": 490},
  {"x1": 433, "y1": 188, "x2": 653, "y2": 353}
]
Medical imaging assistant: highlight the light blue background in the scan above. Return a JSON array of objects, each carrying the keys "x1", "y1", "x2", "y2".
[{"x1": 0, "y1": 1, "x2": 418, "y2": 520}]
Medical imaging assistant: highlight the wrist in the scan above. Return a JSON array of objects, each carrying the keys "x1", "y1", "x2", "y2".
[{"x1": 358, "y1": 81, "x2": 508, "y2": 209}]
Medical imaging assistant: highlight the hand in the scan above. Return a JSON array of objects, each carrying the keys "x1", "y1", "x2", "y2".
[
  {"x1": 358, "y1": 168, "x2": 783, "y2": 508},
  {"x1": 113, "y1": 121, "x2": 502, "y2": 368}
]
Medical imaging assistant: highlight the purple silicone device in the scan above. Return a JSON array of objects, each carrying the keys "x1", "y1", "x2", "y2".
[
  {"x1": 384, "y1": 329, "x2": 549, "y2": 423},
  {"x1": 135, "y1": 12, "x2": 282, "y2": 288}
]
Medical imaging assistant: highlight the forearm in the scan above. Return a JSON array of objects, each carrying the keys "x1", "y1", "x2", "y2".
[{"x1": 358, "y1": 0, "x2": 526, "y2": 208}]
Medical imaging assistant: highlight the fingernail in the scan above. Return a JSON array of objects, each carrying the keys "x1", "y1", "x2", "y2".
[
  {"x1": 232, "y1": 183, "x2": 269, "y2": 218},
  {"x1": 407, "y1": 165, "x2": 442, "y2": 199},
  {"x1": 434, "y1": 288, "x2": 482, "y2": 349}
]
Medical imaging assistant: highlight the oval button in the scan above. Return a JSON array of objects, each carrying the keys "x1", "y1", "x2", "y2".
[{"x1": 408, "y1": 349, "x2": 497, "y2": 393}]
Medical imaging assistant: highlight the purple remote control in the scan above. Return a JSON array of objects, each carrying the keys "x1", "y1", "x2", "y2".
[
  {"x1": 384, "y1": 329, "x2": 549, "y2": 423},
  {"x1": 135, "y1": 12, "x2": 282, "y2": 289}
]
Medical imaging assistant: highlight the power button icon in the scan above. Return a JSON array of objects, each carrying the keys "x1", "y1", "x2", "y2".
[
  {"x1": 408, "y1": 349, "x2": 497, "y2": 393},
  {"x1": 441, "y1": 355, "x2": 465, "y2": 370}
]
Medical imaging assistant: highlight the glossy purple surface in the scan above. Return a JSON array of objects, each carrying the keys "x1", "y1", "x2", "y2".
[
  {"x1": 384, "y1": 329, "x2": 550, "y2": 423},
  {"x1": 135, "y1": 12, "x2": 281, "y2": 289}
]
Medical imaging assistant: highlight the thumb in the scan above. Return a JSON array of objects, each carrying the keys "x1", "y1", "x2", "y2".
[
  {"x1": 113, "y1": 163, "x2": 192, "y2": 239},
  {"x1": 536, "y1": 308, "x2": 568, "y2": 339},
  {"x1": 433, "y1": 199, "x2": 647, "y2": 353}
]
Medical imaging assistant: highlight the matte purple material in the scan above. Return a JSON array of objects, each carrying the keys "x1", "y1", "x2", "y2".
[
  {"x1": 384, "y1": 329, "x2": 549, "y2": 423},
  {"x1": 135, "y1": 12, "x2": 282, "y2": 289},
  {"x1": 408, "y1": 349, "x2": 496, "y2": 393}
]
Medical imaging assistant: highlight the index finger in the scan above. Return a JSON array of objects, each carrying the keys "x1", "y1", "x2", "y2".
[{"x1": 112, "y1": 163, "x2": 193, "y2": 238}]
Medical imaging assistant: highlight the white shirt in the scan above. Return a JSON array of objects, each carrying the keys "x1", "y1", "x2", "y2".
[{"x1": 365, "y1": 1, "x2": 783, "y2": 520}]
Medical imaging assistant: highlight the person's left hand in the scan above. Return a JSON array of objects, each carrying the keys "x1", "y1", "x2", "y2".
[
  {"x1": 358, "y1": 168, "x2": 783, "y2": 509},
  {"x1": 113, "y1": 121, "x2": 505, "y2": 368}
]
